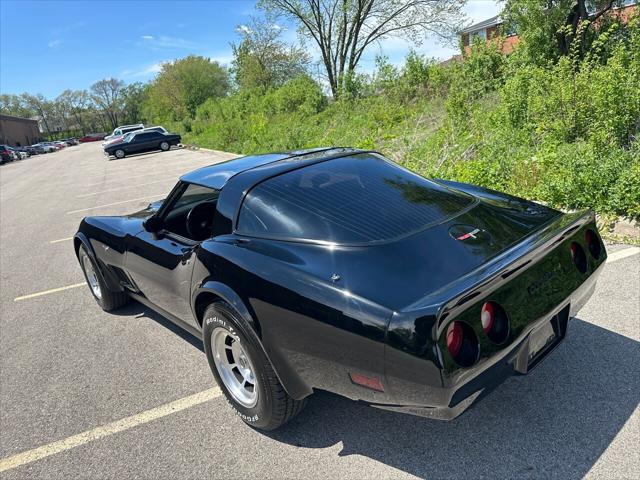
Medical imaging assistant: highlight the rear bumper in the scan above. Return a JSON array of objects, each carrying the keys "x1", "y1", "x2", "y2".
[{"x1": 373, "y1": 258, "x2": 604, "y2": 420}]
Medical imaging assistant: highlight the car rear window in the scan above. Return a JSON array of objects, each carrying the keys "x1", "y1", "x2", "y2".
[{"x1": 236, "y1": 153, "x2": 474, "y2": 244}]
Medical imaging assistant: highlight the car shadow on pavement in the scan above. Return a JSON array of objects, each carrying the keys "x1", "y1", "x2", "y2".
[
  {"x1": 266, "y1": 318, "x2": 639, "y2": 479},
  {"x1": 113, "y1": 302, "x2": 204, "y2": 352},
  {"x1": 107, "y1": 148, "x2": 179, "y2": 162}
]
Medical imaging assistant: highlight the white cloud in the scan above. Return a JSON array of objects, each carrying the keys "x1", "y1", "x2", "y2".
[
  {"x1": 206, "y1": 51, "x2": 234, "y2": 66},
  {"x1": 140, "y1": 35, "x2": 197, "y2": 50},
  {"x1": 48, "y1": 39, "x2": 63, "y2": 49},
  {"x1": 236, "y1": 24, "x2": 251, "y2": 35},
  {"x1": 121, "y1": 62, "x2": 163, "y2": 78}
]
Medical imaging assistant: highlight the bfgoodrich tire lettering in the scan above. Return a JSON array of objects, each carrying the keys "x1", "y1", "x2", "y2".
[{"x1": 202, "y1": 302, "x2": 308, "y2": 430}]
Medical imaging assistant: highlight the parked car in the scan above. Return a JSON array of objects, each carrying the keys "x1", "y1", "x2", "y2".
[
  {"x1": 33, "y1": 143, "x2": 56, "y2": 153},
  {"x1": 102, "y1": 126, "x2": 168, "y2": 148},
  {"x1": 7, "y1": 147, "x2": 23, "y2": 160},
  {"x1": 79, "y1": 133, "x2": 106, "y2": 143},
  {"x1": 104, "y1": 130, "x2": 181, "y2": 159},
  {"x1": 0, "y1": 145, "x2": 14, "y2": 164},
  {"x1": 24, "y1": 146, "x2": 38, "y2": 155},
  {"x1": 74, "y1": 147, "x2": 606, "y2": 431},
  {"x1": 53, "y1": 141, "x2": 67, "y2": 149},
  {"x1": 13, "y1": 148, "x2": 30, "y2": 159},
  {"x1": 103, "y1": 124, "x2": 144, "y2": 142}
]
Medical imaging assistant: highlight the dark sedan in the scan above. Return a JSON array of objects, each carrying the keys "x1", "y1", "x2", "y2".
[
  {"x1": 104, "y1": 130, "x2": 181, "y2": 159},
  {"x1": 74, "y1": 148, "x2": 606, "y2": 430}
]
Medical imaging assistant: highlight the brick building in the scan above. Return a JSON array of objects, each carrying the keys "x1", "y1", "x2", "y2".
[
  {"x1": 460, "y1": 1, "x2": 637, "y2": 56},
  {"x1": 0, "y1": 114, "x2": 42, "y2": 147}
]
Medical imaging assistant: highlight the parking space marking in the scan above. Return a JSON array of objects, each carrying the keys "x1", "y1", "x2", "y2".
[
  {"x1": 66, "y1": 194, "x2": 165, "y2": 215},
  {"x1": 76, "y1": 178, "x2": 175, "y2": 198},
  {"x1": 49, "y1": 237, "x2": 74, "y2": 244},
  {"x1": 0, "y1": 387, "x2": 222, "y2": 473},
  {"x1": 13, "y1": 283, "x2": 86, "y2": 302},
  {"x1": 608, "y1": 247, "x2": 640, "y2": 263}
]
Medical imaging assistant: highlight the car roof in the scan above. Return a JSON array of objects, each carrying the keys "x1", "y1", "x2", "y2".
[{"x1": 179, "y1": 147, "x2": 360, "y2": 191}]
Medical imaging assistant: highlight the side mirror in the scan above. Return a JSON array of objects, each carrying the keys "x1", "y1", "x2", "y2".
[{"x1": 144, "y1": 216, "x2": 163, "y2": 234}]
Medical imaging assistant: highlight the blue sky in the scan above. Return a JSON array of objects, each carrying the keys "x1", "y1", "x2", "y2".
[{"x1": 0, "y1": 0, "x2": 501, "y2": 98}]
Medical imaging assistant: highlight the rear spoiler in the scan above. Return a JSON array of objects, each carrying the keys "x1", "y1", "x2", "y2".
[{"x1": 402, "y1": 210, "x2": 596, "y2": 320}]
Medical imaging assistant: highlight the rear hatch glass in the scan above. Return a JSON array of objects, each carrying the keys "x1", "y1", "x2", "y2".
[{"x1": 237, "y1": 153, "x2": 475, "y2": 244}]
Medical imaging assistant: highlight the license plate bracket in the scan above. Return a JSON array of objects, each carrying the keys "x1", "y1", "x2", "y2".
[{"x1": 526, "y1": 304, "x2": 570, "y2": 371}]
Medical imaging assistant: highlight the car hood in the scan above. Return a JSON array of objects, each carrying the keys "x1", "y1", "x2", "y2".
[{"x1": 79, "y1": 200, "x2": 163, "y2": 245}]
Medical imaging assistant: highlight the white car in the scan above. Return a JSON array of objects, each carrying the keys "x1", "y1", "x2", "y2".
[
  {"x1": 103, "y1": 124, "x2": 144, "y2": 143},
  {"x1": 34, "y1": 143, "x2": 56, "y2": 153}
]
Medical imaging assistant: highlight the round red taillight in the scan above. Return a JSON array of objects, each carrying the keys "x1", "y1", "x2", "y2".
[
  {"x1": 481, "y1": 302, "x2": 494, "y2": 334},
  {"x1": 570, "y1": 242, "x2": 587, "y2": 273},
  {"x1": 585, "y1": 229, "x2": 602, "y2": 259},
  {"x1": 445, "y1": 321, "x2": 479, "y2": 367},
  {"x1": 480, "y1": 301, "x2": 510, "y2": 344},
  {"x1": 446, "y1": 322, "x2": 463, "y2": 357}
]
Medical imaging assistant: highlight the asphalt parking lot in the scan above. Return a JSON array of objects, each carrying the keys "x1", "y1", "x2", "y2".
[{"x1": 1, "y1": 142, "x2": 639, "y2": 479}]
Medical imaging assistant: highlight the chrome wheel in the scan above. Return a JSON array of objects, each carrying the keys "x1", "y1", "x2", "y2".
[
  {"x1": 115, "y1": 149, "x2": 125, "y2": 159},
  {"x1": 160, "y1": 141, "x2": 170, "y2": 151},
  {"x1": 211, "y1": 327, "x2": 258, "y2": 408},
  {"x1": 80, "y1": 250, "x2": 102, "y2": 299}
]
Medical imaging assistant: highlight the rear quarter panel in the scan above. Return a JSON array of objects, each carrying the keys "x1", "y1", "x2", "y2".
[{"x1": 192, "y1": 237, "x2": 394, "y2": 402}]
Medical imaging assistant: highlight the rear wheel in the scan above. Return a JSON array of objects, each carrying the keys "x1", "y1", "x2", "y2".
[
  {"x1": 203, "y1": 302, "x2": 308, "y2": 430},
  {"x1": 160, "y1": 141, "x2": 170, "y2": 151},
  {"x1": 114, "y1": 149, "x2": 125, "y2": 159},
  {"x1": 78, "y1": 245, "x2": 129, "y2": 311}
]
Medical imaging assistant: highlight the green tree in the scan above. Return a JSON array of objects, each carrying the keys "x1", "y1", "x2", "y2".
[
  {"x1": 20, "y1": 93, "x2": 54, "y2": 137},
  {"x1": 90, "y1": 78, "x2": 125, "y2": 129},
  {"x1": 0, "y1": 94, "x2": 34, "y2": 118},
  {"x1": 231, "y1": 17, "x2": 309, "y2": 91},
  {"x1": 259, "y1": 0, "x2": 466, "y2": 97},
  {"x1": 120, "y1": 82, "x2": 149, "y2": 125},
  {"x1": 503, "y1": 0, "x2": 624, "y2": 63},
  {"x1": 145, "y1": 56, "x2": 229, "y2": 122}
]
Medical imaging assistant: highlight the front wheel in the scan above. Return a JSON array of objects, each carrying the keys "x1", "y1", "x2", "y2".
[
  {"x1": 114, "y1": 149, "x2": 126, "y2": 159},
  {"x1": 203, "y1": 302, "x2": 308, "y2": 430},
  {"x1": 160, "y1": 141, "x2": 170, "y2": 151},
  {"x1": 78, "y1": 245, "x2": 129, "y2": 311}
]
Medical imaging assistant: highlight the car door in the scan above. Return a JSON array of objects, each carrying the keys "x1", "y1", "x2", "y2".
[
  {"x1": 141, "y1": 132, "x2": 162, "y2": 152},
  {"x1": 124, "y1": 182, "x2": 220, "y2": 325}
]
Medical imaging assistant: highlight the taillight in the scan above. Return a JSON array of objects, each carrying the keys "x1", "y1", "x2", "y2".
[
  {"x1": 480, "y1": 302, "x2": 494, "y2": 333},
  {"x1": 481, "y1": 301, "x2": 510, "y2": 344},
  {"x1": 570, "y1": 242, "x2": 587, "y2": 273},
  {"x1": 446, "y1": 322, "x2": 463, "y2": 357},
  {"x1": 445, "y1": 321, "x2": 479, "y2": 367},
  {"x1": 585, "y1": 229, "x2": 602, "y2": 259}
]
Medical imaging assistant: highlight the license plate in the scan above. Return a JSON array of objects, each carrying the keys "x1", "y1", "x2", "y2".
[{"x1": 527, "y1": 320, "x2": 557, "y2": 365}]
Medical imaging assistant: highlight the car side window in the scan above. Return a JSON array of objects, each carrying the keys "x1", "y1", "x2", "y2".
[{"x1": 162, "y1": 183, "x2": 220, "y2": 242}]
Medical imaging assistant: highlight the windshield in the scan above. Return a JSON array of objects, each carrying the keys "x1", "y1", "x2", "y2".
[{"x1": 123, "y1": 133, "x2": 134, "y2": 142}]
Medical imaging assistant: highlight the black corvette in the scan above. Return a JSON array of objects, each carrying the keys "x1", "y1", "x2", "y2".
[
  {"x1": 103, "y1": 130, "x2": 181, "y2": 159},
  {"x1": 74, "y1": 147, "x2": 606, "y2": 430}
]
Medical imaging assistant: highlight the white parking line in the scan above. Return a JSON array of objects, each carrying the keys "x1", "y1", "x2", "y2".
[
  {"x1": 607, "y1": 247, "x2": 640, "y2": 263},
  {"x1": 49, "y1": 237, "x2": 74, "y2": 244},
  {"x1": 0, "y1": 387, "x2": 222, "y2": 473},
  {"x1": 14, "y1": 283, "x2": 86, "y2": 302},
  {"x1": 76, "y1": 178, "x2": 175, "y2": 198},
  {"x1": 66, "y1": 194, "x2": 165, "y2": 215}
]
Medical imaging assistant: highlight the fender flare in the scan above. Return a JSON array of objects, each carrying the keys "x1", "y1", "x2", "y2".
[
  {"x1": 192, "y1": 281, "x2": 313, "y2": 400},
  {"x1": 73, "y1": 232, "x2": 124, "y2": 292}
]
